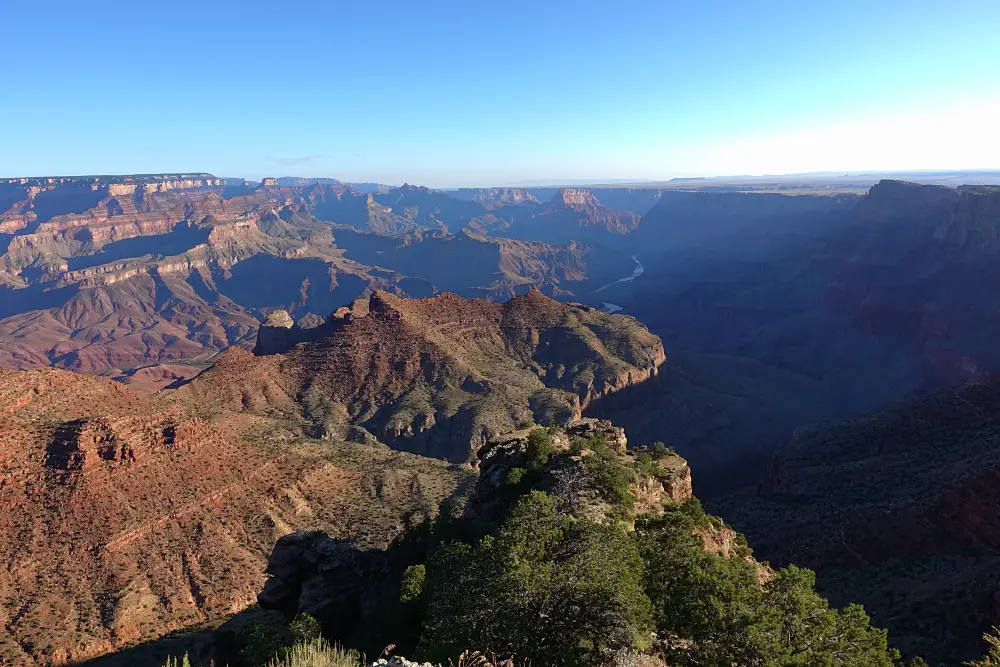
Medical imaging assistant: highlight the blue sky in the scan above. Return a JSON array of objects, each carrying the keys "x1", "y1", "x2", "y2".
[{"x1": 2, "y1": 0, "x2": 999, "y2": 187}]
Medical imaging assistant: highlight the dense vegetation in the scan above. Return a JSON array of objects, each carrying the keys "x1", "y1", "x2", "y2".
[
  {"x1": 165, "y1": 428, "x2": 939, "y2": 667},
  {"x1": 325, "y1": 430, "x2": 903, "y2": 666}
]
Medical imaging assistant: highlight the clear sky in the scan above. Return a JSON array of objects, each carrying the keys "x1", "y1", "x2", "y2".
[{"x1": 2, "y1": 0, "x2": 999, "y2": 187}]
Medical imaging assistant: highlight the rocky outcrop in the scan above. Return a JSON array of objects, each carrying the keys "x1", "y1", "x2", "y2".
[
  {"x1": 253, "y1": 309, "x2": 298, "y2": 355},
  {"x1": 544, "y1": 188, "x2": 641, "y2": 235},
  {"x1": 565, "y1": 417, "x2": 629, "y2": 453},
  {"x1": 231, "y1": 290, "x2": 666, "y2": 462},
  {"x1": 467, "y1": 187, "x2": 540, "y2": 205},
  {"x1": 632, "y1": 455, "x2": 692, "y2": 509},
  {"x1": 257, "y1": 531, "x2": 373, "y2": 620},
  {"x1": 467, "y1": 418, "x2": 689, "y2": 524},
  {"x1": 850, "y1": 179, "x2": 960, "y2": 226}
]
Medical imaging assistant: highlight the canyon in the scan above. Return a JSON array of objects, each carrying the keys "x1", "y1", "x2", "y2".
[
  {"x1": 0, "y1": 175, "x2": 649, "y2": 390},
  {"x1": 0, "y1": 288, "x2": 666, "y2": 665},
  {"x1": 5, "y1": 173, "x2": 1000, "y2": 487},
  {"x1": 4, "y1": 172, "x2": 1000, "y2": 662}
]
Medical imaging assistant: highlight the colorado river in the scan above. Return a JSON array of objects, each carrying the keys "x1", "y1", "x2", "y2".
[
  {"x1": 595, "y1": 255, "x2": 644, "y2": 293},
  {"x1": 597, "y1": 255, "x2": 644, "y2": 313}
]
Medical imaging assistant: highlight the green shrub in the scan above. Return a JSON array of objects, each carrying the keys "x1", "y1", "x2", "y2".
[
  {"x1": 632, "y1": 451, "x2": 661, "y2": 477},
  {"x1": 505, "y1": 467, "x2": 527, "y2": 486},
  {"x1": 239, "y1": 620, "x2": 284, "y2": 666},
  {"x1": 419, "y1": 491, "x2": 651, "y2": 667},
  {"x1": 399, "y1": 564, "x2": 426, "y2": 603},
  {"x1": 289, "y1": 613, "x2": 322, "y2": 644},
  {"x1": 573, "y1": 432, "x2": 609, "y2": 455},
  {"x1": 650, "y1": 441, "x2": 675, "y2": 457},
  {"x1": 525, "y1": 428, "x2": 556, "y2": 469},
  {"x1": 637, "y1": 506, "x2": 899, "y2": 666},
  {"x1": 582, "y1": 446, "x2": 635, "y2": 511}
]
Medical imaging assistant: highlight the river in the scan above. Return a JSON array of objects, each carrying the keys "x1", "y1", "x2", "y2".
[
  {"x1": 596, "y1": 255, "x2": 644, "y2": 293},
  {"x1": 597, "y1": 255, "x2": 644, "y2": 313}
]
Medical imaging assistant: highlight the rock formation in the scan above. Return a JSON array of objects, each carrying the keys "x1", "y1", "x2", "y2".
[
  {"x1": 0, "y1": 281, "x2": 668, "y2": 664},
  {"x1": 193, "y1": 289, "x2": 666, "y2": 462}
]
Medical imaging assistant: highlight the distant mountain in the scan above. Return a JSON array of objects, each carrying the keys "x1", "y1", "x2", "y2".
[
  {"x1": 452, "y1": 186, "x2": 664, "y2": 216},
  {"x1": 347, "y1": 181, "x2": 395, "y2": 194},
  {"x1": 464, "y1": 188, "x2": 646, "y2": 247}
]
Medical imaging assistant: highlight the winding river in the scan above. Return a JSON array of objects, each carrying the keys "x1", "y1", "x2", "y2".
[{"x1": 597, "y1": 255, "x2": 644, "y2": 313}]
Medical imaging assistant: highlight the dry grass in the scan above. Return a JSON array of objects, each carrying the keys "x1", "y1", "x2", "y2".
[{"x1": 266, "y1": 639, "x2": 362, "y2": 667}]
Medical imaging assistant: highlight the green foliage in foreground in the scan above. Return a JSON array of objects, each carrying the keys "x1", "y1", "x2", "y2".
[
  {"x1": 166, "y1": 442, "x2": 912, "y2": 667},
  {"x1": 419, "y1": 492, "x2": 651, "y2": 666},
  {"x1": 407, "y1": 487, "x2": 900, "y2": 666},
  {"x1": 289, "y1": 613, "x2": 323, "y2": 645},
  {"x1": 639, "y1": 506, "x2": 897, "y2": 666}
]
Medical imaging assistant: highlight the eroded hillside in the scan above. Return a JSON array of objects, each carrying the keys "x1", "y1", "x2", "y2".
[
  {"x1": 185, "y1": 289, "x2": 665, "y2": 462},
  {"x1": 713, "y1": 377, "x2": 1000, "y2": 663},
  {"x1": 0, "y1": 366, "x2": 473, "y2": 665}
]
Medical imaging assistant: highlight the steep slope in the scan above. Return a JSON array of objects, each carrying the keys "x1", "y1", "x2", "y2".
[
  {"x1": 0, "y1": 366, "x2": 470, "y2": 666},
  {"x1": 198, "y1": 289, "x2": 666, "y2": 462},
  {"x1": 712, "y1": 377, "x2": 1000, "y2": 664},
  {"x1": 823, "y1": 181, "x2": 1000, "y2": 386}
]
